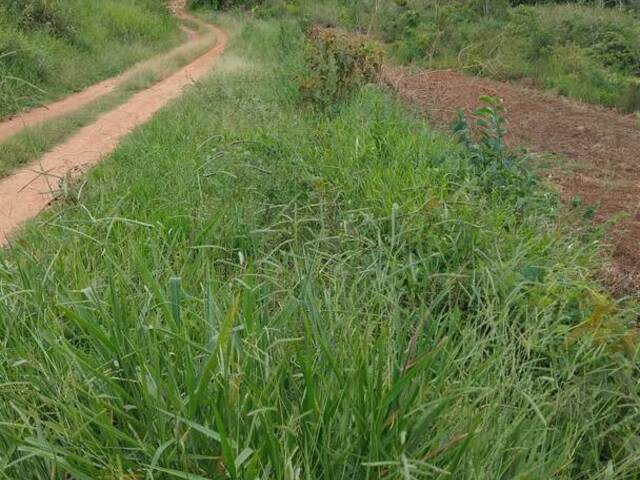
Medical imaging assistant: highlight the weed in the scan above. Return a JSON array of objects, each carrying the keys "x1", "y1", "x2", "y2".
[
  {"x1": 452, "y1": 96, "x2": 539, "y2": 202},
  {"x1": 298, "y1": 25, "x2": 383, "y2": 108}
]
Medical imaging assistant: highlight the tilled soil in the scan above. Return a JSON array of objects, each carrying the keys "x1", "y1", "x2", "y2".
[{"x1": 384, "y1": 67, "x2": 640, "y2": 294}]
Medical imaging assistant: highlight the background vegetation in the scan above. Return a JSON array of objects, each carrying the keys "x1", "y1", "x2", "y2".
[
  {"x1": 380, "y1": 0, "x2": 640, "y2": 112},
  {"x1": 0, "y1": 0, "x2": 181, "y2": 118},
  {"x1": 202, "y1": 0, "x2": 640, "y2": 112},
  {"x1": 1, "y1": 9, "x2": 639, "y2": 478}
]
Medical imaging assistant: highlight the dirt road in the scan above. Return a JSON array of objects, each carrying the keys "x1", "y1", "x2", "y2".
[
  {"x1": 385, "y1": 68, "x2": 640, "y2": 293},
  {"x1": 0, "y1": 4, "x2": 226, "y2": 244},
  {"x1": 0, "y1": 20, "x2": 207, "y2": 142}
]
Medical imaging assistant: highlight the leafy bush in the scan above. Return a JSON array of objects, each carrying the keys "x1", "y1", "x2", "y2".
[
  {"x1": 298, "y1": 25, "x2": 383, "y2": 108},
  {"x1": 452, "y1": 96, "x2": 539, "y2": 201},
  {"x1": 189, "y1": 0, "x2": 264, "y2": 9}
]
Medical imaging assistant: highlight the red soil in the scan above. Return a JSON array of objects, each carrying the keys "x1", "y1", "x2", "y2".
[{"x1": 384, "y1": 67, "x2": 640, "y2": 293}]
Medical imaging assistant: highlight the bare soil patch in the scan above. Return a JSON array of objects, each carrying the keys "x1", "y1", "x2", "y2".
[{"x1": 384, "y1": 67, "x2": 640, "y2": 294}]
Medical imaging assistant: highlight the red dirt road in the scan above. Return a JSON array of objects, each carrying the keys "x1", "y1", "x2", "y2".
[
  {"x1": 0, "y1": 9, "x2": 226, "y2": 244},
  {"x1": 0, "y1": 23, "x2": 206, "y2": 143},
  {"x1": 384, "y1": 67, "x2": 640, "y2": 293}
]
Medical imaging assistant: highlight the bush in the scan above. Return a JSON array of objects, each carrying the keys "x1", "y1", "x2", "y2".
[
  {"x1": 621, "y1": 78, "x2": 640, "y2": 112},
  {"x1": 189, "y1": 0, "x2": 264, "y2": 9},
  {"x1": 452, "y1": 96, "x2": 539, "y2": 201},
  {"x1": 298, "y1": 25, "x2": 383, "y2": 108}
]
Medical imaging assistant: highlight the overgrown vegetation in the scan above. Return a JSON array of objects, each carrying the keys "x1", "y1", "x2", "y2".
[
  {"x1": 298, "y1": 25, "x2": 382, "y2": 108},
  {"x1": 1, "y1": 11, "x2": 639, "y2": 478},
  {"x1": 0, "y1": 0, "x2": 181, "y2": 118},
  {"x1": 241, "y1": 0, "x2": 640, "y2": 112}
]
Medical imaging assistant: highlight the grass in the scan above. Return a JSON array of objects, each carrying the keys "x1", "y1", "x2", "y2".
[
  {"x1": 0, "y1": 10, "x2": 639, "y2": 480},
  {"x1": 0, "y1": 0, "x2": 182, "y2": 119},
  {"x1": 0, "y1": 27, "x2": 217, "y2": 177}
]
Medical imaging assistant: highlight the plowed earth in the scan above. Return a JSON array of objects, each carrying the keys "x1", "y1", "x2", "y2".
[{"x1": 384, "y1": 67, "x2": 640, "y2": 294}]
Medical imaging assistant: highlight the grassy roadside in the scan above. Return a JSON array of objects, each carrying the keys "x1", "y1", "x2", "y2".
[
  {"x1": 0, "y1": 0, "x2": 182, "y2": 119},
  {"x1": 0, "y1": 11, "x2": 639, "y2": 480},
  {"x1": 0, "y1": 28, "x2": 217, "y2": 177}
]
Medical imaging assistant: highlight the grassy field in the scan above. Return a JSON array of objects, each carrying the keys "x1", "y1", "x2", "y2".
[
  {"x1": 0, "y1": 0, "x2": 182, "y2": 119},
  {"x1": 0, "y1": 11, "x2": 639, "y2": 479},
  {"x1": 257, "y1": 0, "x2": 640, "y2": 112}
]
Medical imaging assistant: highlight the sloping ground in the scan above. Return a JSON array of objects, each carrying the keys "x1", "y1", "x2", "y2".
[
  {"x1": 0, "y1": 10, "x2": 226, "y2": 244},
  {"x1": 384, "y1": 67, "x2": 640, "y2": 294}
]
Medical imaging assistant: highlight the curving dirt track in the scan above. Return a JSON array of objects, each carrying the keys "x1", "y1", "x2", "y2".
[
  {"x1": 0, "y1": 20, "x2": 206, "y2": 143},
  {"x1": 0, "y1": 2, "x2": 226, "y2": 244},
  {"x1": 384, "y1": 67, "x2": 640, "y2": 294}
]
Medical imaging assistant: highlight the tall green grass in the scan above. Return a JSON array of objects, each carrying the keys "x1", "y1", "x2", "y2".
[
  {"x1": 0, "y1": 0, "x2": 182, "y2": 119},
  {"x1": 0, "y1": 13, "x2": 638, "y2": 479}
]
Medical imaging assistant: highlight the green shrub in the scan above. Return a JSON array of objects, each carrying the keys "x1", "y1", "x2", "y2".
[
  {"x1": 452, "y1": 96, "x2": 539, "y2": 200},
  {"x1": 621, "y1": 78, "x2": 640, "y2": 112},
  {"x1": 298, "y1": 25, "x2": 383, "y2": 108}
]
